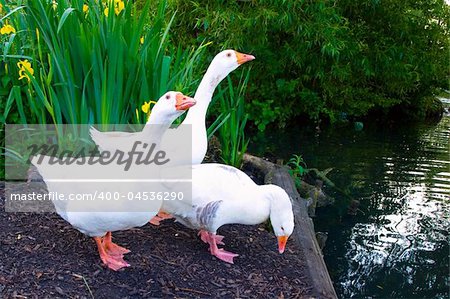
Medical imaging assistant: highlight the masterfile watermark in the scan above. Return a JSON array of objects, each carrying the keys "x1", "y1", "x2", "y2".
[
  {"x1": 29, "y1": 141, "x2": 171, "y2": 171},
  {"x1": 8, "y1": 190, "x2": 186, "y2": 202},
  {"x1": 5, "y1": 124, "x2": 193, "y2": 213}
]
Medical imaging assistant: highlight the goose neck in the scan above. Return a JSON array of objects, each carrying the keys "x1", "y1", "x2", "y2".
[{"x1": 184, "y1": 66, "x2": 224, "y2": 123}]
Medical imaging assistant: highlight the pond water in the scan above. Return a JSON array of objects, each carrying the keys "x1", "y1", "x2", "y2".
[{"x1": 248, "y1": 100, "x2": 449, "y2": 298}]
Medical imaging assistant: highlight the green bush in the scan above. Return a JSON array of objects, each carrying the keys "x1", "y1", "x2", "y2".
[{"x1": 158, "y1": 0, "x2": 450, "y2": 128}]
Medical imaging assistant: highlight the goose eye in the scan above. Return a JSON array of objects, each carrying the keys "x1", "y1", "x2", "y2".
[
  {"x1": 226, "y1": 52, "x2": 232, "y2": 57},
  {"x1": 165, "y1": 95, "x2": 170, "y2": 100},
  {"x1": 281, "y1": 226, "x2": 285, "y2": 231}
]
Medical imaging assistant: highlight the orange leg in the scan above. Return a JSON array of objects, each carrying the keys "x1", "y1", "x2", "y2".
[
  {"x1": 195, "y1": 231, "x2": 237, "y2": 263},
  {"x1": 102, "y1": 232, "x2": 131, "y2": 256},
  {"x1": 198, "y1": 230, "x2": 225, "y2": 245},
  {"x1": 94, "y1": 236, "x2": 130, "y2": 271}
]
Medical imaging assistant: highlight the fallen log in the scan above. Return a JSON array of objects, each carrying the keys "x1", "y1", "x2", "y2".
[{"x1": 243, "y1": 153, "x2": 337, "y2": 299}]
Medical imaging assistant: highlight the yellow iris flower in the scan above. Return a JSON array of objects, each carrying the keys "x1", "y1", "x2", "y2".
[
  {"x1": 17, "y1": 60, "x2": 34, "y2": 82},
  {"x1": 114, "y1": 0, "x2": 125, "y2": 15},
  {"x1": 104, "y1": 0, "x2": 125, "y2": 17},
  {"x1": 141, "y1": 101, "x2": 151, "y2": 114},
  {"x1": 83, "y1": 4, "x2": 89, "y2": 13},
  {"x1": 1, "y1": 24, "x2": 16, "y2": 35},
  {"x1": 141, "y1": 100, "x2": 157, "y2": 114}
]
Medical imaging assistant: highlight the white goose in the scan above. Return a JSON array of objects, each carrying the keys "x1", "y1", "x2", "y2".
[
  {"x1": 148, "y1": 50, "x2": 255, "y2": 225},
  {"x1": 160, "y1": 163, "x2": 295, "y2": 264},
  {"x1": 89, "y1": 50, "x2": 255, "y2": 164},
  {"x1": 31, "y1": 91, "x2": 195, "y2": 271}
]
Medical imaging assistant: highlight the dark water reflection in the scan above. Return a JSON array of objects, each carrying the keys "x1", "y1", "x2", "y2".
[{"x1": 248, "y1": 100, "x2": 449, "y2": 298}]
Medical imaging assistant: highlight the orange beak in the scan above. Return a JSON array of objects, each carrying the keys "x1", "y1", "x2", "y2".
[
  {"x1": 175, "y1": 93, "x2": 196, "y2": 111},
  {"x1": 235, "y1": 51, "x2": 255, "y2": 65},
  {"x1": 277, "y1": 235, "x2": 289, "y2": 254}
]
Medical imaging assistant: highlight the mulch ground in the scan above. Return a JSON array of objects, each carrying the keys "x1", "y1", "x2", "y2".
[{"x1": 0, "y1": 182, "x2": 313, "y2": 299}]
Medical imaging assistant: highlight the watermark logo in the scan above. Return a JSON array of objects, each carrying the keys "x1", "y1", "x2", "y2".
[
  {"x1": 5, "y1": 124, "x2": 193, "y2": 213},
  {"x1": 28, "y1": 141, "x2": 170, "y2": 171}
]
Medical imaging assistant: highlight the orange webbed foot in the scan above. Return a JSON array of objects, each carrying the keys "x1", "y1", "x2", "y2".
[
  {"x1": 149, "y1": 210, "x2": 174, "y2": 226},
  {"x1": 100, "y1": 252, "x2": 131, "y2": 271},
  {"x1": 212, "y1": 248, "x2": 239, "y2": 264},
  {"x1": 149, "y1": 215, "x2": 163, "y2": 226},
  {"x1": 94, "y1": 234, "x2": 131, "y2": 271},
  {"x1": 203, "y1": 232, "x2": 237, "y2": 264}
]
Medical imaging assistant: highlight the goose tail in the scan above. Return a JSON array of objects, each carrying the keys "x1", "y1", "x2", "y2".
[{"x1": 89, "y1": 126, "x2": 102, "y2": 145}]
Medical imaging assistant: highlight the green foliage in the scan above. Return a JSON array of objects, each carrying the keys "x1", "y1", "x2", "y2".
[
  {"x1": 0, "y1": 0, "x2": 205, "y2": 127},
  {"x1": 287, "y1": 154, "x2": 308, "y2": 189},
  {"x1": 208, "y1": 69, "x2": 250, "y2": 168},
  {"x1": 336, "y1": 0, "x2": 450, "y2": 117},
  {"x1": 287, "y1": 154, "x2": 307, "y2": 177},
  {"x1": 159, "y1": 0, "x2": 450, "y2": 127},
  {"x1": 163, "y1": 0, "x2": 349, "y2": 127}
]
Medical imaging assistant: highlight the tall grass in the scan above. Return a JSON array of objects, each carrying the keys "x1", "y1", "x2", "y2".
[
  {"x1": 1, "y1": 0, "x2": 205, "y2": 126},
  {"x1": 0, "y1": 0, "x2": 206, "y2": 179},
  {"x1": 208, "y1": 69, "x2": 250, "y2": 168}
]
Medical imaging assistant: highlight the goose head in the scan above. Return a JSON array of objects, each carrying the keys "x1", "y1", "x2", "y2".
[
  {"x1": 209, "y1": 49, "x2": 255, "y2": 79},
  {"x1": 150, "y1": 91, "x2": 196, "y2": 122},
  {"x1": 267, "y1": 185, "x2": 295, "y2": 254}
]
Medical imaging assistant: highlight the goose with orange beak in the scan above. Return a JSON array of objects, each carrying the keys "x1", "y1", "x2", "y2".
[
  {"x1": 149, "y1": 49, "x2": 255, "y2": 225},
  {"x1": 160, "y1": 163, "x2": 294, "y2": 263},
  {"x1": 33, "y1": 91, "x2": 196, "y2": 271}
]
